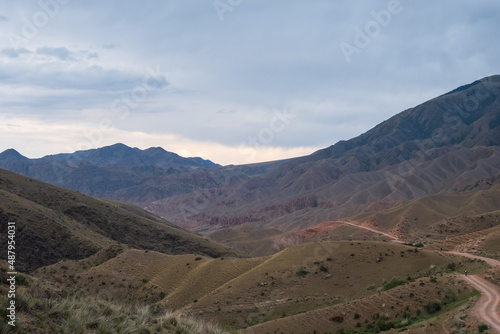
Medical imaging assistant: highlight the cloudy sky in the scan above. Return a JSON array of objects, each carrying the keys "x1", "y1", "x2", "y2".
[{"x1": 0, "y1": 1, "x2": 498, "y2": 165}]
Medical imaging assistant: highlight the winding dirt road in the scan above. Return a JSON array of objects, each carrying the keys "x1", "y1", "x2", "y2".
[
  {"x1": 462, "y1": 275, "x2": 500, "y2": 333},
  {"x1": 447, "y1": 251, "x2": 500, "y2": 268},
  {"x1": 342, "y1": 221, "x2": 500, "y2": 332}
]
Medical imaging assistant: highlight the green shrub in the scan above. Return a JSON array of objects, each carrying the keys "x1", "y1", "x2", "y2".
[
  {"x1": 446, "y1": 262, "x2": 456, "y2": 271},
  {"x1": 296, "y1": 269, "x2": 309, "y2": 278},
  {"x1": 17, "y1": 274, "x2": 29, "y2": 286},
  {"x1": 441, "y1": 291, "x2": 456, "y2": 305},
  {"x1": 424, "y1": 301, "x2": 441, "y2": 314},
  {"x1": 478, "y1": 324, "x2": 488, "y2": 332},
  {"x1": 383, "y1": 277, "x2": 406, "y2": 291},
  {"x1": 374, "y1": 316, "x2": 394, "y2": 331}
]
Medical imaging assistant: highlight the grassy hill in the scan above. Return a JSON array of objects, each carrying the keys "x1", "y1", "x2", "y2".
[
  {"x1": 31, "y1": 240, "x2": 489, "y2": 332},
  {"x1": 0, "y1": 261, "x2": 224, "y2": 333}
]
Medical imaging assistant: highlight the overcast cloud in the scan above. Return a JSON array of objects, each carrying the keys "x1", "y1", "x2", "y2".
[{"x1": 0, "y1": 0, "x2": 499, "y2": 165}]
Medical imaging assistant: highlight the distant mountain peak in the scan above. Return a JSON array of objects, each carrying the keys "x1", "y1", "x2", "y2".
[{"x1": 0, "y1": 148, "x2": 27, "y2": 160}]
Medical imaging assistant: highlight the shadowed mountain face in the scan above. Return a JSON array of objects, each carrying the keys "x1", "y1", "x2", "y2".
[{"x1": 1, "y1": 76, "x2": 500, "y2": 234}]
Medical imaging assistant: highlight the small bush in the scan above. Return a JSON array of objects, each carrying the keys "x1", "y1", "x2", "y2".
[
  {"x1": 17, "y1": 274, "x2": 29, "y2": 286},
  {"x1": 414, "y1": 243, "x2": 424, "y2": 248},
  {"x1": 478, "y1": 324, "x2": 488, "y2": 332},
  {"x1": 194, "y1": 257, "x2": 202, "y2": 261},
  {"x1": 383, "y1": 277, "x2": 406, "y2": 291},
  {"x1": 441, "y1": 291, "x2": 456, "y2": 305},
  {"x1": 424, "y1": 301, "x2": 441, "y2": 314},
  {"x1": 296, "y1": 269, "x2": 309, "y2": 278},
  {"x1": 354, "y1": 313, "x2": 360, "y2": 319},
  {"x1": 374, "y1": 316, "x2": 394, "y2": 331},
  {"x1": 366, "y1": 284, "x2": 375, "y2": 290}
]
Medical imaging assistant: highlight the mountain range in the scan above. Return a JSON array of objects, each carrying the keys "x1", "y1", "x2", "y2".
[
  {"x1": 2, "y1": 75, "x2": 498, "y2": 242},
  {"x1": 0, "y1": 76, "x2": 500, "y2": 239}
]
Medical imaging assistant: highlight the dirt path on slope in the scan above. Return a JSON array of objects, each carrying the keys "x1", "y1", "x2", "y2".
[
  {"x1": 446, "y1": 252, "x2": 500, "y2": 332},
  {"x1": 341, "y1": 221, "x2": 399, "y2": 240},
  {"x1": 462, "y1": 275, "x2": 500, "y2": 333},
  {"x1": 446, "y1": 251, "x2": 500, "y2": 268},
  {"x1": 341, "y1": 222, "x2": 500, "y2": 332}
]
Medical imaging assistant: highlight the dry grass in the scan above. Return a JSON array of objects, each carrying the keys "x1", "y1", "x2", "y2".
[
  {"x1": 0, "y1": 272, "x2": 224, "y2": 334},
  {"x1": 29, "y1": 240, "x2": 467, "y2": 331},
  {"x1": 181, "y1": 241, "x2": 468, "y2": 329}
]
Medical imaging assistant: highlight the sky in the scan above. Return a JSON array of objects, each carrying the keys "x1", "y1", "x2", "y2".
[{"x1": 0, "y1": 0, "x2": 499, "y2": 165}]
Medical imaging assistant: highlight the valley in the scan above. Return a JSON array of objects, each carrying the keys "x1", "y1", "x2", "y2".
[{"x1": 1, "y1": 75, "x2": 500, "y2": 333}]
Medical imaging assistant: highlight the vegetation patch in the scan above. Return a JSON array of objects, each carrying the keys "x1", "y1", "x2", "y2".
[
  {"x1": 0, "y1": 284, "x2": 223, "y2": 334},
  {"x1": 296, "y1": 269, "x2": 309, "y2": 278},
  {"x1": 382, "y1": 277, "x2": 406, "y2": 291}
]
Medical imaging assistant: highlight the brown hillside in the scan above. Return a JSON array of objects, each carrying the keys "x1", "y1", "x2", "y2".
[
  {"x1": 351, "y1": 185, "x2": 500, "y2": 243},
  {"x1": 31, "y1": 240, "x2": 489, "y2": 332},
  {"x1": 0, "y1": 168, "x2": 235, "y2": 272}
]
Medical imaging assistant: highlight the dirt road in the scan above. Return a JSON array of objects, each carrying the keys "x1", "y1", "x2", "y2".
[
  {"x1": 446, "y1": 251, "x2": 500, "y2": 268},
  {"x1": 341, "y1": 221, "x2": 398, "y2": 240},
  {"x1": 343, "y1": 222, "x2": 500, "y2": 332},
  {"x1": 462, "y1": 275, "x2": 500, "y2": 333}
]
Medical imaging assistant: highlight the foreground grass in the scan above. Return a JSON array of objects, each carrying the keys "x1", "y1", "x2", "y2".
[{"x1": 0, "y1": 284, "x2": 224, "y2": 333}]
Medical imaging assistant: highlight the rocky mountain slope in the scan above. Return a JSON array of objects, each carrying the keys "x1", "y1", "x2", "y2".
[{"x1": 146, "y1": 75, "x2": 500, "y2": 232}]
